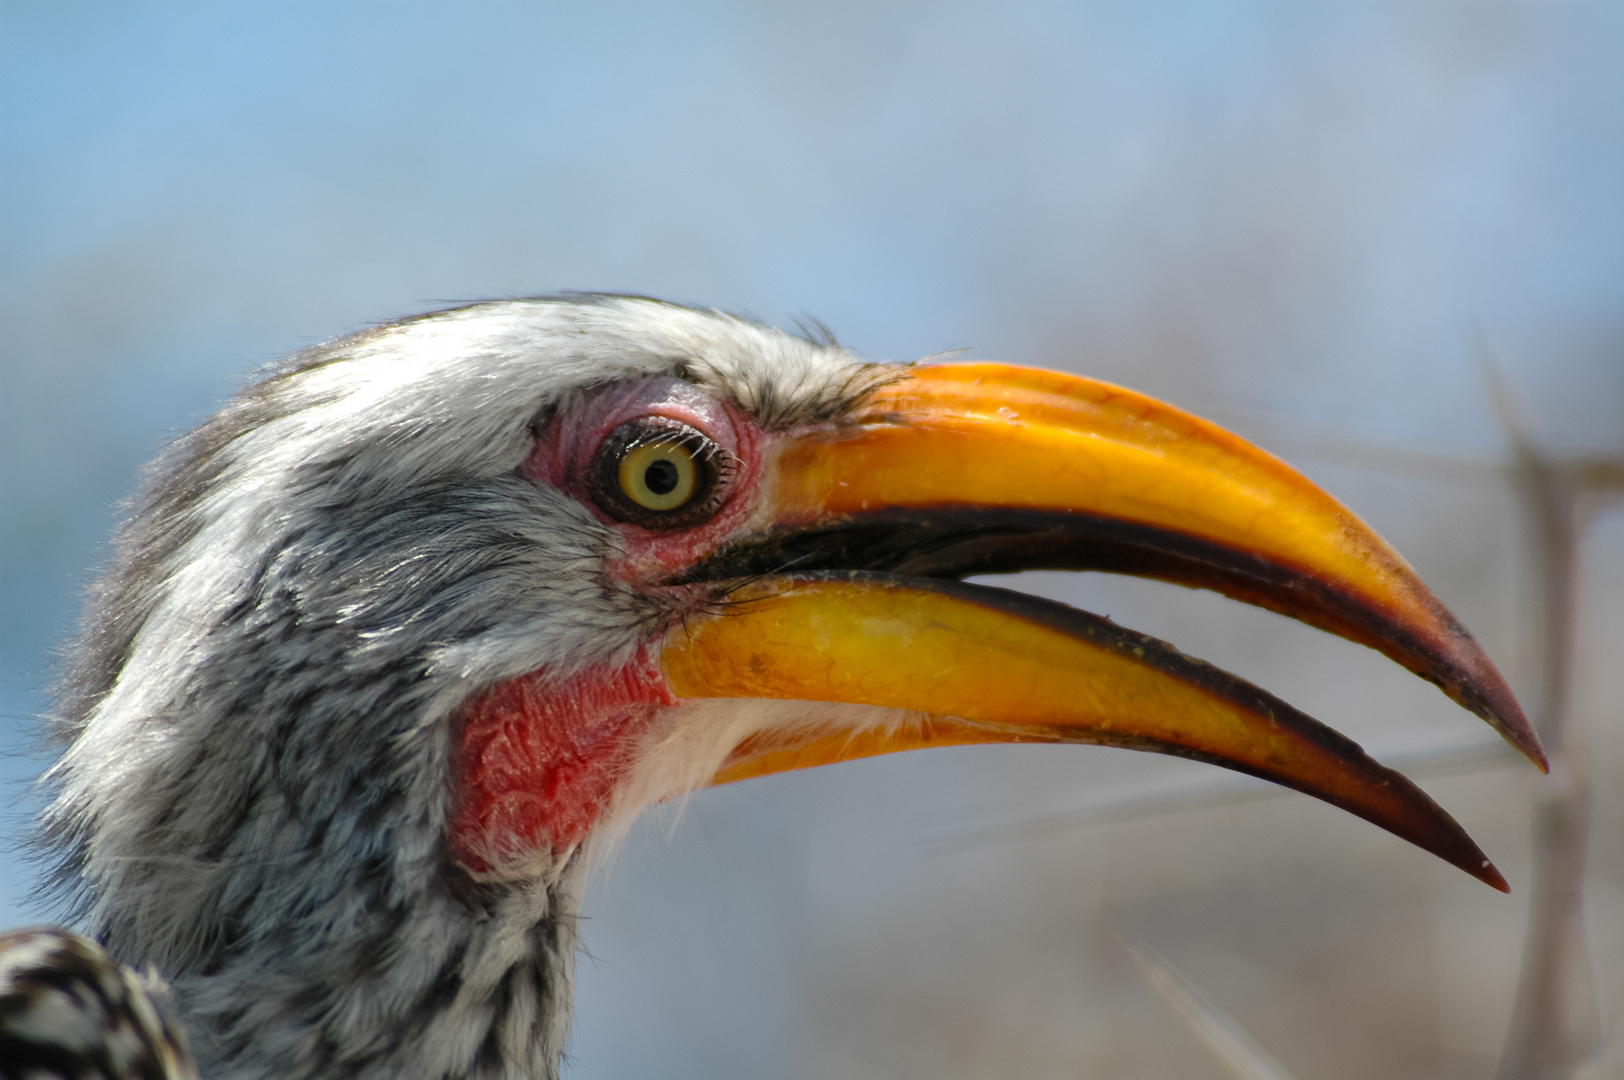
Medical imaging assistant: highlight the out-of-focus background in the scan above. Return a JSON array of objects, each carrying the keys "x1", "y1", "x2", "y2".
[{"x1": 3, "y1": 4, "x2": 1620, "y2": 1078}]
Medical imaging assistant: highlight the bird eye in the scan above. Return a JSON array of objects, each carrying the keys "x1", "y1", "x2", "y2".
[
  {"x1": 590, "y1": 418, "x2": 728, "y2": 528},
  {"x1": 619, "y1": 441, "x2": 697, "y2": 510}
]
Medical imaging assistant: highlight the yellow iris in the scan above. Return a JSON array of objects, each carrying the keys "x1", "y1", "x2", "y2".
[{"x1": 618, "y1": 440, "x2": 699, "y2": 511}]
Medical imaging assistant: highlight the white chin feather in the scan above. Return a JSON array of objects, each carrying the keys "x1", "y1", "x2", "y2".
[{"x1": 584, "y1": 698, "x2": 927, "y2": 872}]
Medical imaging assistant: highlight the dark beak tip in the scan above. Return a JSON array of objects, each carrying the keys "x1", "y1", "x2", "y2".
[
  {"x1": 1527, "y1": 743, "x2": 1552, "y2": 775},
  {"x1": 1471, "y1": 686, "x2": 1549, "y2": 772},
  {"x1": 1436, "y1": 631, "x2": 1547, "y2": 773},
  {"x1": 1421, "y1": 812, "x2": 1510, "y2": 893},
  {"x1": 1487, "y1": 698, "x2": 1548, "y2": 775}
]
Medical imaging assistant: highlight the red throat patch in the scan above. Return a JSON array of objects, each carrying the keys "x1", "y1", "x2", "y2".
[{"x1": 450, "y1": 650, "x2": 676, "y2": 875}]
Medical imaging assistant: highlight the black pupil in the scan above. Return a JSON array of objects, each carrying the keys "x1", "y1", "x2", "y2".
[{"x1": 644, "y1": 457, "x2": 680, "y2": 495}]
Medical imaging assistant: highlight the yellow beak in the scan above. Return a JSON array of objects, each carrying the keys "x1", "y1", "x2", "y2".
[{"x1": 660, "y1": 364, "x2": 1541, "y2": 891}]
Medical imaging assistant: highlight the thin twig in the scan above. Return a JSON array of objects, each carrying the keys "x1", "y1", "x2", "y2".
[
  {"x1": 1484, "y1": 356, "x2": 1602, "y2": 1080},
  {"x1": 1113, "y1": 931, "x2": 1300, "y2": 1080}
]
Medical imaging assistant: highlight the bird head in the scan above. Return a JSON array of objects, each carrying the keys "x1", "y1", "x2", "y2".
[{"x1": 41, "y1": 295, "x2": 1542, "y2": 1080}]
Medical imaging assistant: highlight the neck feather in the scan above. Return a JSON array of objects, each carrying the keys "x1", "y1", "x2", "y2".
[{"x1": 175, "y1": 870, "x2": 584, "y2": 1080}]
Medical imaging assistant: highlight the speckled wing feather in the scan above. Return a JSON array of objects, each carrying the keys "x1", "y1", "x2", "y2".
[{"x1": 0, "y1": 928, "x2": 196, "y2": 1080}]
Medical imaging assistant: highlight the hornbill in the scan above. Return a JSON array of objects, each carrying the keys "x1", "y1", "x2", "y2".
[{"x1": 0, "y1": 295, "x2": 1543, "y2": 1079}]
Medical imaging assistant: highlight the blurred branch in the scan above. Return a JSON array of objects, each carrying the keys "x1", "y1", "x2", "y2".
[
  {"x1": 1113, "y1": 932, "x2": 1300, "y2": 1080},
  {"x1": 1483, "y1": 356, "x2": 1607, "y2": 1080}
]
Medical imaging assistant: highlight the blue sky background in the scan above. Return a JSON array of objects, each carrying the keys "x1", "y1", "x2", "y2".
[{"x1": 3, "y1": 4, "x2": 1622, "y2": 1077}]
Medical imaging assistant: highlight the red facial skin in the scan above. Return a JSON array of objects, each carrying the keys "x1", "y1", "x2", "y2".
[
  {"x1": 450, "y1": 650, "x2": 676, "y2": 876},
  {"x1": 449, "y1": 378, "x2": 772, "y2": 875}
]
